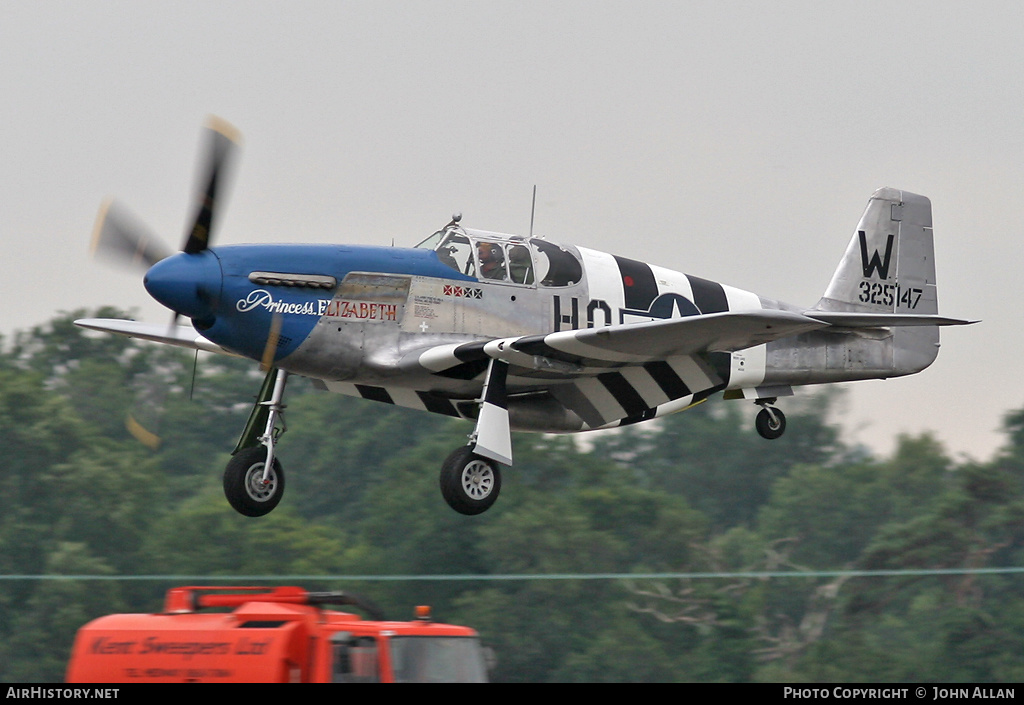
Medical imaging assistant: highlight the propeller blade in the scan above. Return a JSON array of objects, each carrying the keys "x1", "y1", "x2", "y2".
[
  {"x1": 182, "y1": 116, "x2": 241, "y2": 255},
  {"x1": 260, "y1": 314, "x2": 283, "y2": 372},
  {"x1": 90, "y1": 199, "x2": 174, "y2": 271},
  {"x1": 166, "y1": 311, "x2": 182, "y2": 345},
  {"x1": 126, "y1": 412, "x2": 162, "y2": 450},
  {"x1": 125, "y1": 359, "x2": 170, "y2": 451}
]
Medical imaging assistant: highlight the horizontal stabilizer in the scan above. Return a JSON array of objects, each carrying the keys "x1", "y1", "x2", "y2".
[
  {"x1": 74, "y1": 318, "x2": 235, "y2": 356},
  {"x1": 805, "y1": 312, "x2": 978, "y2": 328}
]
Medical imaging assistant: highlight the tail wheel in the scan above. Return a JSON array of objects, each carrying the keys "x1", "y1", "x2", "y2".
[
  {"x1": 755, "y1": 407, "x2": 787, "y2": 440},
  {"x1": 440, "y1": 446, "x2": 501, "y2": 515},
  {"x1": 224, "y1": 447, "x2": 285, "y2": 517}
]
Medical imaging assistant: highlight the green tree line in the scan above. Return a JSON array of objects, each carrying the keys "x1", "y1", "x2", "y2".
[{"x1": 1, "y1": 310, "x2": 1022, "y2": 682}]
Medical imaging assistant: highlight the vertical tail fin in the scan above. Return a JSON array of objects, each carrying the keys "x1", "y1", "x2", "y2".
[
  {"x1": 815, "y1": 188, "x2": 940, "y2": 372},
  {"x1": 817, "y1": 188, "x2": 937, "y2": 314}
]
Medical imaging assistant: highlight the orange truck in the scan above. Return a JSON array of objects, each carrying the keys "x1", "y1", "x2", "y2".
[{"x1": 65, "y1": 585, "x2": 489, "y2": 683}]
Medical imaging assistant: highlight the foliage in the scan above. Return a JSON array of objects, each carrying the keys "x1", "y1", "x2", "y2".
[{"x1": 0, "y1": 311, "x2": 1022, "y2": 682}]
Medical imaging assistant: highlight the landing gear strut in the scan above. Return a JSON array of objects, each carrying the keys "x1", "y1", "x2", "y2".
[
  {"x1": 224, "y1": 368, "x2": 289, "y2": 516},
  {"x1": 439, "y1": 358, "x2": 509, "y2": 515},
  {"x1": 754, "y1": 399, "x2": 786, "y2": 440}
]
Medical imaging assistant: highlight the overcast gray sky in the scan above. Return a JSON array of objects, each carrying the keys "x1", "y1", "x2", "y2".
[{"x1": 1, "y1": 1, "x2": 1018, "y2": 460}]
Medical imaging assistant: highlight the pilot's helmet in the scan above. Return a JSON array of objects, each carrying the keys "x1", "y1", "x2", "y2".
[{"x1": 478, "y1": 242, "x2": 499, "y2": 262}]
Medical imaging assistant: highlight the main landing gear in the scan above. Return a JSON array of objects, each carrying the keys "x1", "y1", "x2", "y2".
[
  {"x1": 754, "y1": 399, "x2": 786, "y2": 440},
  {"x1": 439, "y1": 446, "x2": 502, "y2": 516},
  {"x1": 224, "y1": 368, "x2": 289, "y2": 517},
  {"x1": 224, "y1": 446, "x2": 285, "y2": 517},
  {"x1": 439, "y1": 358, "x2": 510, "y2": 516},
  {"x1": 221, "y1": 364, "x2": 508, "y2": 519}
]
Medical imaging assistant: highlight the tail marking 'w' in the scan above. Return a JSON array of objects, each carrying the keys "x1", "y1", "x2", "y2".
[{"x1": 858, "y1": 230, "x2": 895, "y2": 279}]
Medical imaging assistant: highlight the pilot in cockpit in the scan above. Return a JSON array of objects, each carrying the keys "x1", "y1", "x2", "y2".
[{"x1": 477, "y1": 242, "x2": 506, "y2": 280}]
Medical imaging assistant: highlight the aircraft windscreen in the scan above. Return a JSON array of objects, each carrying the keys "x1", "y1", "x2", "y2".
[
  {"x1": 415, "y1": 230, "x2": 446, "y2": 250},
  {"x1": 436, "y1": 233, "x2": 476, "y2": 277}
]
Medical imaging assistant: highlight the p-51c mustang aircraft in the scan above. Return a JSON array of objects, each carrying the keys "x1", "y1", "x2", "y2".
[{"x1": 78, "y1": 118, "x2": 974, "y2": 517}]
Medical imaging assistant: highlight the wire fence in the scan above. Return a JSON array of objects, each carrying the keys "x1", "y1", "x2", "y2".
[{"x1": 2, "y1": 566, "x2": 1023, "y2": 582}]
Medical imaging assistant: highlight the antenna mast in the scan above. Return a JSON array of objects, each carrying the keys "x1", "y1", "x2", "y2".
[{"x1": 529, "y1": 185, "x2": 537, "y2": 238}]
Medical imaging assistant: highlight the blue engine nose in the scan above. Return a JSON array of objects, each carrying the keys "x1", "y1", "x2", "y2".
[{"x1": 144, "y1": 251, "x2": 223, "y2": 322}]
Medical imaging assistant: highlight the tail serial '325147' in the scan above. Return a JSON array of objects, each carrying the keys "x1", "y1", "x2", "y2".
[{"x1": 78, "y1": 118, "x2": 976, "y2": 517}]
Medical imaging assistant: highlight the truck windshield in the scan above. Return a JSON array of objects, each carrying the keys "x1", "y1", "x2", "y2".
[{"x1": 389, "y1": 636, "x2": 487, "y2": 683}]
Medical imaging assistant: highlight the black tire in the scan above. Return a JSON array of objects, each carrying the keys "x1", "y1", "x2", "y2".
[
  {"x1": 439, "y1": 446, "x2": 501, "y2": 515},
  {"x1": 755, "y1": 407, "x2": 787, "y2": 440},
  {"x1": 224, "y1": 447, "x2": 285, "y2": 517}
]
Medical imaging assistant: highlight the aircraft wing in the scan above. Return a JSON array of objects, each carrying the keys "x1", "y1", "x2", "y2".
[
  {"x1": 404, "y1": 310, "x2": 828, "y2": 431},
  {"x1": 486, "y1": 309, "x2": 828, "y2": 368},
  {"x1": 74, "y1": 318, "x2": 237, "y2": 356},
  {"x1": 414, "y1": 309, "x2": 827, "y2": 377},
  {"x1": 335, "y1": 308, "x2": 973, "y2": 433},
  {"x1": 414, "y1": 309, "x2": 828, "y2": 378}
]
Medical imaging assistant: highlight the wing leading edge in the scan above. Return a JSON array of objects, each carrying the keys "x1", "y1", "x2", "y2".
[{"x1": 74, "y1": 318, "x2": 235, "y2": 356}]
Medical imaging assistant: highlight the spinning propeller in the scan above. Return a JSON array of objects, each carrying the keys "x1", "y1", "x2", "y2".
[
  {"x1": 90, "y1": 200, "x2": 173, "y2": 271},
  {"x1": 90, "y1": 116, "x2": 241, "y2": 324},
  {"x1": 87, "y1": 117, "x2": 262, "y2": 449}
]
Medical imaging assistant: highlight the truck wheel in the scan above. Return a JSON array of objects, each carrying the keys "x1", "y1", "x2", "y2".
[
  {"x1": 440, "y1": 446, "x2": 501, "y2": 515},
  {"x1": 224, "y1": 447, "x2": 285, "y2": 517}
]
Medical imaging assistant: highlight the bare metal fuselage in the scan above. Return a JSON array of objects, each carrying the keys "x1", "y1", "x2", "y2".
[{"x1": 261, "y1": 223, "x2": 936, "y2": 433}]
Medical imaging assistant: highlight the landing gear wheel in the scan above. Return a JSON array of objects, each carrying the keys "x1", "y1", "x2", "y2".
[
  {"x1": 755, "y1": 407, "x2": 787, "y2": 440},
  {"x1": 440, "y1": 446, "x2": 501, "y2": 516},
  {"x1": 224, "y1": 447, "x2": 285, "y2": 517}
]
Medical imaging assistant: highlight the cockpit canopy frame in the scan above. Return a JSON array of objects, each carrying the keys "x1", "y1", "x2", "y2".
[{"x1": 416, "y1": 224, "x2": 582, "y2": 288}]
